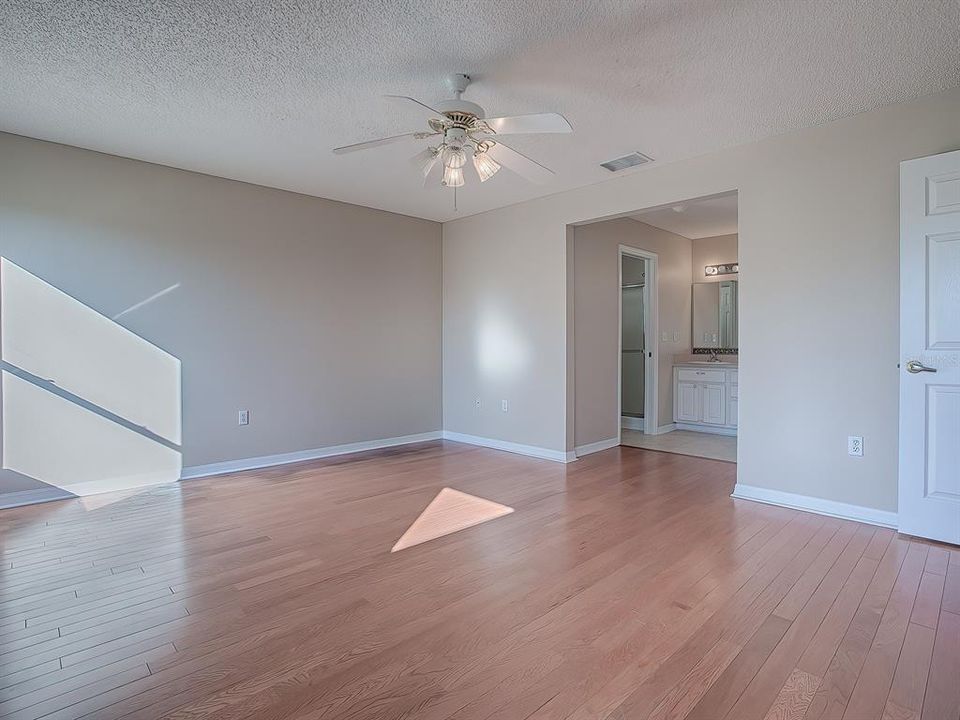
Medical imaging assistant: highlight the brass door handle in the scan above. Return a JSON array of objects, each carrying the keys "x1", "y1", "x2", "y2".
[{"x1": 906, "y1": 360, "x2": 937, "y2": 374}]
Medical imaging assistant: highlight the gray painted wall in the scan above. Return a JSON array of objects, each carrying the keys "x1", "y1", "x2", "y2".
[
  {"x1": 0, "y1": 133, "x2": 442, "y2": 473},
  {"x1": 443, "y1": 87, "x2": 960, "y2": 514}
]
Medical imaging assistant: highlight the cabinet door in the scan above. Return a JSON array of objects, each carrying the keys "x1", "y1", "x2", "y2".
[
  {"x1": 675, "y1": 381, "x2": 700, "y2": 422},
  {"x1": 701, "y1": 383, "x2": 727, "y2": 425}
]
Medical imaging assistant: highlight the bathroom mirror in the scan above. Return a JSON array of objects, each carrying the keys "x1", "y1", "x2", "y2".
[{"x1": 692, "y1": 280, "x2": 738, "y2": 350}]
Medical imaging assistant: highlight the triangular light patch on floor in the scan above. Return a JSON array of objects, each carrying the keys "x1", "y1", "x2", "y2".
[{"x1": 391, "y1": 487, "x2": 513, "y2": 552}]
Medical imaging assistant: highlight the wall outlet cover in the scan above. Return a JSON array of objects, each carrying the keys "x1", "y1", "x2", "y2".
[
  {"x1": 847, "y1": 436, "x2": 863, "y2": 457},
  {"x1": 238, "y1": 410, "x2": 250, "y2": 426}
]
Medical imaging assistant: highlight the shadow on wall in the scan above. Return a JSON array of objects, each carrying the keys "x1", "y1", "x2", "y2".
[{"x1": 0, "y1": 258, "x2": 182, "y2": 508}]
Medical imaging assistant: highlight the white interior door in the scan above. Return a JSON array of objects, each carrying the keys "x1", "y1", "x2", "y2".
[{"x1": 899, "y1": 149, "x2": 960, "y2": 544}]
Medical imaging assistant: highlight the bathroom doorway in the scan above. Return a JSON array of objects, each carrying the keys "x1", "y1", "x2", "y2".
[{"x1": 619, "y1": 192, "x2": 739, "y2": 462}]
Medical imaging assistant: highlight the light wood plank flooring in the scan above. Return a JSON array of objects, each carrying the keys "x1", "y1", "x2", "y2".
[{"x1": 0, "y1": 441, "x2": 957, "y2": 720}]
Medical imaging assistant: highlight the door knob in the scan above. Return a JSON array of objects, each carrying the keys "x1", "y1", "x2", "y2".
[{"x1": 905, "y1": 360, "x2": 937, "y2": 374}]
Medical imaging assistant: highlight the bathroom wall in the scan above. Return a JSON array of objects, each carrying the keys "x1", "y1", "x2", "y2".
[{"x1": 692, "y1": 234, "x2": 738, "y2": 283}]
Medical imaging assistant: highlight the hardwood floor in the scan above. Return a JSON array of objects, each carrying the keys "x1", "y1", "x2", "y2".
[{"x1": 0, "y1": 440, "x2": 957, "y2": 720}]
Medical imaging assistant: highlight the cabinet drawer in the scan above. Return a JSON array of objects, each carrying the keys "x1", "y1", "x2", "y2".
[{"x1": 677, "y1": 368, "x2": 725, "y2": 383}]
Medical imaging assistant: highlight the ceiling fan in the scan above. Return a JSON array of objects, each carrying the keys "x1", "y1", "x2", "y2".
[{"x1": 333, "y1": 74, "x2": 572, "y2": 191}]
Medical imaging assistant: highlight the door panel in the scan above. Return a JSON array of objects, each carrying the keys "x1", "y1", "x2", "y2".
[
  {"x1": 900, "y1": 150, "x2": 960, "y2": 544},
  {"x1": 926, "y1": 386, "x2": 960, "y2": 500},
  {"x1": 927, "y1": 233, "x2": 960, "y2": 349}
]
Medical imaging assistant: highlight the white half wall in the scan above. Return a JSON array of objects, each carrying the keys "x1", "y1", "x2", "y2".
[{"x1": 442, "y1": 87, "x2": 960, "y2": 514}]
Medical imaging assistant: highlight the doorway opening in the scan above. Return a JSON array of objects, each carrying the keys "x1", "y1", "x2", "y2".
[
  {"x1": 618, "y1": 247, "x2": 658, "y2": 439},
  {"x1": 570, "y1": 190, "x2": 738, "y2": 463}
]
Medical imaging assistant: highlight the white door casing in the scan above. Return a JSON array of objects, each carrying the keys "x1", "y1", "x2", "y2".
[{"x1": 899, "y1": 149, "x2": 960, "y2": 544}]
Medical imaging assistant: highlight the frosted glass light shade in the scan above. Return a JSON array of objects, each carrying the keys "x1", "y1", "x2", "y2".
[
  {"x1": 441, "y1": 144, "x2": 467, "y2": 169},
  {"x1": 473, "y1": 152, "x2": 501, "y2": 182},
  {"x1": 412, "y1": 147, "x2": 439, "y2": 178},
  {"x1": 442, "y1": 165, "x2": 464, "y2": 187}
]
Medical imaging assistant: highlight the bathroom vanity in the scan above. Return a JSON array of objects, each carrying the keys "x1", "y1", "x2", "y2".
[{"x1": 673, "y1": 362, "x2": 738, "y2": 434}]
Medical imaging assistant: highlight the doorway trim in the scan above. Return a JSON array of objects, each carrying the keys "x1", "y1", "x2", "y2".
[{"x1": 618, "y1": 245, "x2": 659, "y2": 442}]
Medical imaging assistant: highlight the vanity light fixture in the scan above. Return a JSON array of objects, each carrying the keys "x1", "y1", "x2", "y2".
[{"x1": 705, "y1": 263, "x2": 738, "y2": 277}]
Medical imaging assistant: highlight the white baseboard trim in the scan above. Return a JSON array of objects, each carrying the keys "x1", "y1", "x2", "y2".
[
  {"x1": 731, "y1": 483, "x2": 898, "y2": 529},
  {"x1": 575, "y1": 437, "x2": 620, "y2": 457},
  {"x1": 0, "y1": 487, "x2": 74, "y2": 511},
  {"x1": 675, "y1": 423, "x2": 737, "y2": 436},
  {"x1": 442, "y1": 431, "x2": 576, "y2": 463},
  {"x1": 181, "y1": 431, "x2": 443, "y2": 480},
  {"x1": 620, "y1": 421, "x2": 675, "y2": 436}
]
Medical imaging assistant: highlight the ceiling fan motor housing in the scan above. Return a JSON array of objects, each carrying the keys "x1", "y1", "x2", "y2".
[
  {"x1": 435, "y1": 99, "x2": 485, "y2": 119},
  {"x1": 437, "y1": 73, "x2": 484, "y2": 119}
]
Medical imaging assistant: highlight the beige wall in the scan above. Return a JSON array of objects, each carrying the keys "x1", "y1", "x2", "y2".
[
  {"x1": 573, "y1": 218, "x2": 692, "y2": 446},
  {"x1": 443, "y1": 87, "x2": 960, "y2": 513},
  {"x1": 692, "y1": 234, "x2": 738, "y2": 283},
  {"x1": 0, "y1": 133, "x2": 442, "y2": 471}
]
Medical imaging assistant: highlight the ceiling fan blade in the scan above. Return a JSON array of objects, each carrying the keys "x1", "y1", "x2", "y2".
[
  {"x1": 384, "y1": 95, "x2": 447, "y2": 124},
  {"x1": 483, "y1": 112, "x2": 572, "y2": 135},
  {"x1": 486, "y1": 141, "x2": 555, "y2": 184},
  {"x1": 332, "y1": 132, "x2": 420, "y2": 154}
]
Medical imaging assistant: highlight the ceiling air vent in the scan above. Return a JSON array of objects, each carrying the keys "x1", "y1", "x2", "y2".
[{"x1": 600, "y1": 152, "x2": 654, "y2": 172}]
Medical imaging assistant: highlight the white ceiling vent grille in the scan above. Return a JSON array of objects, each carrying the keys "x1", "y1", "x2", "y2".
[{"x1": 600, "y1": 152, "x2": 654, "y2": 172}]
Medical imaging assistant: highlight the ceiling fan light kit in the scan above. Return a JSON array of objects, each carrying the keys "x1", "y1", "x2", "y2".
[
  {"x1": 333, "y1": 73, "x2": 572, "y2": 200},
  {"x1": 473, "y1": 149, "x2": 501, "y2": 182}
]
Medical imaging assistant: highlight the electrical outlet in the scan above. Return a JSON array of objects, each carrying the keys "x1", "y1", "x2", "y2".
[
  {"x1": 501, "y1": 400, "x2": 509, "y2": 413},
  {"x1": 238, "y1": 410, "x2": 250, "y2": 426},
  {"x1": 847, "y1": 436, "x2": 863, "y2": 457},
  {"x1": 475, "y1": 398, "x2": 482, "y2": 409}
]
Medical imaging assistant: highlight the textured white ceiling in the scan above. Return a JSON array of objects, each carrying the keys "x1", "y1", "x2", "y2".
[
  {"x1": 2, "y1": 1, "x2": 958, "y2": 222},
  {"x1": 633, "y1": 193, "x2": 738, "y2": 239}
]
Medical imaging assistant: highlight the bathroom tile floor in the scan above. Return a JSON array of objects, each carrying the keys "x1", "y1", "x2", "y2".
[{"x1": 621, "y1": 428, "x2": 737, "y2": 462}]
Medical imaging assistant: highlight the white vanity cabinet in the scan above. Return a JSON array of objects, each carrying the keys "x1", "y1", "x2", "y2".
[{"x1": 673, "y1": 365, "x2": 738, "y2": 434}]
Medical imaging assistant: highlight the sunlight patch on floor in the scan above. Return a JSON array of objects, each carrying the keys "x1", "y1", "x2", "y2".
[{"x1": 391, "y1": 487, "x2": 514, "y2": 552}]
